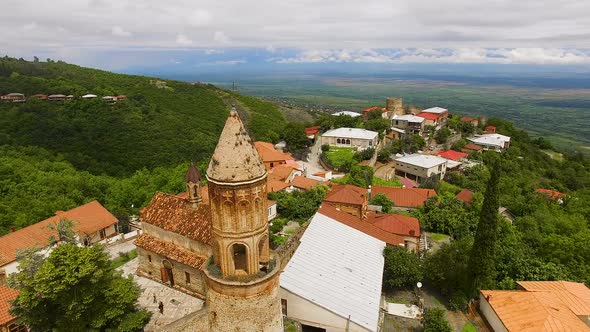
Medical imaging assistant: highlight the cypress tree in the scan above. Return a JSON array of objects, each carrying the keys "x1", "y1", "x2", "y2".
[{"x1": 468, "y1": 157, "x2": 502, "y2": 295}]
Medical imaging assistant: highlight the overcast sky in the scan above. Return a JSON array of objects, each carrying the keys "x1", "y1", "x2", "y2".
[{"x1": 1, "y1": 0, "x2": 590, "y2": 69}]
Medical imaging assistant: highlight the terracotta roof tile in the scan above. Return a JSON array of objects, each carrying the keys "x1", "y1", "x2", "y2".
[
  {"x1": 135, "y1": 234, "x2": 207, "y2": 269},
  {"x1": 399, "y1": 177, "x2": 417, "y2": 188},
  {"x1": 0, "y1": 286, "x2": 18, "y2": 325},
  {"x1": 0, "y1": 201, "x2": 117, "y2": 266},
  {"x1": 372, "y1": 186, "x2": 436, "y2": 208},
  {"x1": 461, "y1": 116, "x2": 476, "y2": 122},
  {"x1": 207, "y1": 111, "x2": 266, "y2": 183},
  {"x1": 319, "y1": 204, "x2": 405, "y2": 246},
  {"x1": 291, "y1": 176, "x2": 321, "y2": 191},
  {"x1": 517, "y1": 281, "x2": 590, "y2": 316},
  {"x1": 416, "y1": 112, "x2": 440, "y2": 121},
  {"x1": 535, "y1": 189, "x2": 566, "y2": 200},
  {"x1": 367, "y1": 213, "x2": 420, "y2": 237},
  {"x1": 436, "y1": 150, "x2": 468, "y2": 161},
  {"x1": 140, "y1": 192, "x2": 212, "y2": 244},
  {"x1": 481, "y1": 288, "x2": 590, "y2": 332},
  {"x1": 254, "y1": 141, "x2": 295, "y2": 164},
  {"x1": 456, "y1": 189, "x2": 474, "y2": 203},
  {"x1": 324, "y1": 184, "x2": 367, "y2": 206},
  {"x1": 462, "y1": 143, "x2": 483, "y2": 151},
  {"x1": 267, "y1": 180, "x2": 290, "y2": 193},
  {"x1": 269, "y1": 165, "x2": 297, "y2": 182}
]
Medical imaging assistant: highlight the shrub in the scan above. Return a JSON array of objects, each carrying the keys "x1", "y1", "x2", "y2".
[
  {"x1": 321, "y1": 144, "x2": 330, "y2": 152},
  {"x1": 422, "y1": 308, "x2": 453, "y2": 332}
]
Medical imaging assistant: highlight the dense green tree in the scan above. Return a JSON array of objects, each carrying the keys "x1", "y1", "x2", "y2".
[
  {"x1": 268, "y1": 185, "x2": 329, "y2": 222},
  {"x1": 468, "y1": 157, "x2": 502, "y2": 294},
  {"x1": 364, "y1": 118, "x2": 390, "y2": 134},
  {"x1": 370, "y1": 193, "x2": 393, "y2": 213},
  {"x1": 281, "y1": 122, "x2": 308, "y2": 152},
  {"x1": 9, "y1": 243, "x2": 151, "y2": 331},
  {"x1": 382, "y1": 246, "x2": 422, "y2": 290},
  {"x1": 422, "y1": 308, "x2": 453, "y2": 332},
  {"x1": 434, "y1": 127, "x2": 451, "y2": 144}
]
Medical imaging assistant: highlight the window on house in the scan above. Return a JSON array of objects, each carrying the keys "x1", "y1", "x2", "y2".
[
  {"x1": 99, "y1": 229, "x2": 106, "y2": 239},
  {"x1": 438, "y1": 165, "x2": 442, "y2": 171},
  {"x1": 8, "y1": 323, "x2": 27, "y2": 332},
  {"x1": 270, "y1": 162, "x2": 274, "y2": 168},
  {"x1": 336, "y1": 138, "x2": 341, "y2": 144},
  {"x1": 268, "y1": 207, "x2": 271, "y2": 216},
  {"x1": 185, "y1": 271, "x2": 191, "y2": 284},
  {"x1": 346, "y1": 139, "x2": 351, "y2": 145},
  {"x1": 369, "y1": 141, "x2": 372, "y2": 146},
  {"x1": 148, "y1": 255, "x2": 152, "y2": 263},
  {"x1": 281, "y1": 299, "x2": 288, "y2": 316}
]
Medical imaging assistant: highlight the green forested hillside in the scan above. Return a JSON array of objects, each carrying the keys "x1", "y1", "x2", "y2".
[{"x1": 0, "y1": 57, "x2": 286, "y2": 234}]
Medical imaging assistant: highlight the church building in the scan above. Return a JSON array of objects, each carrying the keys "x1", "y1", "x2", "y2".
[{"x1": 135, "y1": 109, "x2": 283, "y2": 331}]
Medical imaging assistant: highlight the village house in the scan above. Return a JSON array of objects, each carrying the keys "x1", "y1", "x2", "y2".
[
  {"x1": 102, "y1": 96, "x2": 117, "y2": 104},
  {"x1": 460, "y1": 116, "x2": 479, "y2": 126},
  {"x1": 535, "y1": 188, "x2": 566, "y2": 203},
  {"x1": 280, "y1": 205, "x2": 388, "y2": 332},
  {"x1": 31, "y1": 94, "x2": 48, "y2": 100},
  {"x1": 366, "y1": 212, "x2": 420, "y2": 251},
  {"x1": 0, "y1": 201, "x2": 118, "y2": 285},
  {"x1": 462, "y1": 143, "x2": 484, "y2": 154},
  {"x1": 288, "y1": 176, "x2": 322, "y2": 192},
  {"x1": 394, "y1": 154, "x2": 448, "y2": 182},
  {"x1": 323, "y1": 184, "x2": 368, "y2": 219},
  {"x1": 0, "y1": 285, "x2": 26, "y2": 332},
  {"x1": 479, "y1": 281, "x2": 590, "y2": 332},
  {"x1": 391, "y1": 114, "x2": 425, "y2": 135},
  {"x1": 421, "y1": 106, "x2": 449, "y2": 119},
  {"x1": 81, "y1": 94, "x2": 97, "y2": 99},
  {"x1": 371, "y1": 186, "x2": 437, "y2": 210},
  {"x1": 485, "y1": 125, "x2": 497, "y2": 133},
  {"x1": 435, "y1": 150, "x2": 469, "y2": 171},
  {"x1": 48, "y1": 94, "x2": 66, "y2": 101},
  {"x1": 321, "y1": 128, "x2": 379, "y2": 149},
  {"x1": 0, "y1": 93, "x2": 25, "y2": 103},
  {"x1": 456, "y1": 189, "x2": 474, "y2": 204},
  {"x1": 416, "y1": 112, "x2": 442, "y2": 128},
  {"x1": 362, "y1": 106, "x2": 387, "y2": 119},
  {"x1": 332, "y1": 111, "x2": 361, "y2": 117},
  {"x1": 304, "y1": 126, "x2": 321, "y2": 140},
  {"x1": 254, "y1": 141, "x2": 297, "y2": 170},
  {"x1": 468, "y1": 133, "x2": 511, "y2": 151}
]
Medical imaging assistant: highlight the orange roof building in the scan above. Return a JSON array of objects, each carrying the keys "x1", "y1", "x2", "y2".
[
  {"x1": 291, "y1": 176, "x2": 321, "y2": 191},
  {"x1": 0, "y1": 285, "x2": 22, "y2": 331},
  {"x1": 480, "y1": 281, "x2": 590, "y2": 331},
  {"x1": 254, "y1": 141, "x2": 296, "y2": 170},
  {"x1": 535, "y1": 188, "x2": 566, "y2": 201},
  {"x1": 456, "y1": 189, "x2": 474, "y2": 204},
  {"x1": 0, "y1": 201, "x2": 118, "y2": 268},
  {"x1": 324, "y1": 184, "x2": 368, "y2": 219},
  {"x1": 462, "y1": 143, "x2": 484, "y2": 154},
  {"x1": 436, "y1": 150, "x2": 468, "y2": 161},
  {"x1": 371, "y1": 186, "x2": 436, "y2": 209}
]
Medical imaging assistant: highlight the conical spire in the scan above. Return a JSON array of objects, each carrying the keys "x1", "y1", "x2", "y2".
[
  {"x1": 207, "y1": 109, "x2": 266, "y2": 183},
  {"x1": 185, "y1": 162, "x2": 201, "y2": 183}
]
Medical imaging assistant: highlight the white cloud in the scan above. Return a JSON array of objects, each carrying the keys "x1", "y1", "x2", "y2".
[
  {"x1": 204, "y1": 49, "x2": 224, "y2": 55},
  {"x1": 214, "y1": 59, "x2": 246, "y2": 65},
  {"x1": 213, "y1": 31, "x2": 230, "y2": 44},
  {"x1": 187, "y1": 9, "x2": 212, "y2": 26},
  {"x1": 175, "y1": 34, "x2": 193, "y2": 46},
  {"x1": 23, "y1": 22, "x2": 37, "y2": 31},
  {"x1": 111, "y1": 26, "x2": 131, "y2": 37}
]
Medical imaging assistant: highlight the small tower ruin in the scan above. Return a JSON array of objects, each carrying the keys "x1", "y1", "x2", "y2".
[
  {"x1": 386, "y1": 97, "x2": 404, "y2": 118},
  {"x1": 185, "y1": 163, "x2": 202, "y2": 208}
]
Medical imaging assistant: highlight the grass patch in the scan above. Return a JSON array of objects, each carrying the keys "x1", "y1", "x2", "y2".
[
  {"x1": 111, "y1": 249, "x2": 137, "y2": 269},
  {"x1": 427, "y1": 232, "x2": 451, "y2": 241},
  {"x1": 462, "y1": 322, "x2": 477, "y2": 332},
  {"x1": 373, "y1": 176, "x2": 402, "y2": 187},
  {"x1": 437, "y1": 180, "x2": 462, "y2": 195},
  {"x1": 324, "y1": 146, "x2": 357, "y2": 169},
  {"x1": 284, "y1": 321, "x2": 298, "y2": 332},
  {"x1": 542, "y1": 149, "x2": 564, "y2": 161},
  {"x1": 386, "y1": 296, "x2": 412, "y2": 305}
]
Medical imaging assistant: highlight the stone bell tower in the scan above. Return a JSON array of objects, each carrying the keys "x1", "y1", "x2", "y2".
[
  {"x1": 185, "y1": 163, "x2": 202, "y2": 208},
  {"x1": 203, "y1": 109, "x2": 283, "y2": 332}
]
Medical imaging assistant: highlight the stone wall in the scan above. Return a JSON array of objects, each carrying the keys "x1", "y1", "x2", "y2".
[
  {"x1": 161, "y1": 306, "x2": 210, "y2": 332},
  {"x1": 276, "y1": 221, "x2": 309, "y2": 270},
  {"x1": 136, "y1": 247, "x2": 207, "y2": 298}
]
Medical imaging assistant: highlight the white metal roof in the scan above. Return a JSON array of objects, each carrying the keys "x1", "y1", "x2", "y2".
[
  {"x1": 468, "y1": 134, "x2": 511, "y2": 148},
  {"x1": 333, "y1": 111, "x2": 361, "y2": 118},
  {"x1": 392, "y1": 114, "x2": 425, "y2": 123},
  {"x1": 322, "y1": 127, "x2": 378, "y2": 140},
  {"x1": 391, "y1": 127, "x2": 405, "y2": 134},
  {"x1": 81, "y1": 94, "x2": 97, "y2": 98},
  {"x1": 280, "y1": 212, "x2": 385, "y2": 332},
  {"x1": 395, "y1": 153, "x2": 448, "y2": 168},
  {"x1": 446, "y1": 160, "x2": 462, "y2": 168},
  {"x1": 421, "y1": 107, "x2": 448, "y2": 114}
]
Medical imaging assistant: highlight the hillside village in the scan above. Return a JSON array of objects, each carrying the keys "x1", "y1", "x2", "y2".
[{"x1": 2, "y1": 78, "x2": 589, "y2": 332}]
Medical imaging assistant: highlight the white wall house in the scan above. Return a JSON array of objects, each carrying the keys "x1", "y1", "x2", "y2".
[
  {"x1": 468, "y1": 134, "x2": 511, "y2": 151},
  {"x1": 394, "y1": 154, "x2": 448, "y2": 182},
  {"x1": 421, "y1": 107, "x2": 449, "y2": 117},
  {"x1": 280, "y1": 211, "x2": 385, "y2": 332},
  {"x1": 321, "y1": 128, "x2": 378, "y2": 149},
  {"x1": 332, "y1": 111, "x2": 361, "y2": 118},
  {"x1": 391, "y1": 115, "x2": 425, "y2": 135}
]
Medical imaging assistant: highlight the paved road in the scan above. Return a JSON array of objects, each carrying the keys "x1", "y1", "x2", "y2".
[
  {"x1": 105, "y1": 240, "x2": 137, "y2": 259},
  {"x1": 300, "y1": 139, "x2": 326, "y2": 176}
]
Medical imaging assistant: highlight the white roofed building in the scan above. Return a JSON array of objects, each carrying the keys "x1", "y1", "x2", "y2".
[
  {"x1": 333, "y1": 111, "x2": 361, "y2": 118},
  {"x1": 468, "y1": 133, "x2": 511, "y2": 151},
  {"x1": 280, "y1": 210, "x2": 386, "y2": 332},
  {"x1": 321, "y1": 127, "x2": 379, "y2": 149},
  {"x1": 81, "y1": 94, "x2": 97, "y2": 99},
  {"x1": 421, "y1": 107, "x2": 449, "y2": 117},
  {"x1": 395, "y1": 154, "x2": 448, "y2": 182}
]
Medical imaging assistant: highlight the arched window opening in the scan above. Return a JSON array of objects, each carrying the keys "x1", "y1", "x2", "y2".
[
  {"x1": 232, "y1": 243, "x2": 248, "y2": 272},
  {"x1": 337, "y1": 138, "x2": 341, "y2": 144},
  {"x1": 238, "y1": 201, "x2": 249, "y2": 230}
]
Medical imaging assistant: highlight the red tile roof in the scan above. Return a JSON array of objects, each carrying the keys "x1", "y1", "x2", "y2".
[
  {"x1": 135, "y1": 234, "x2": 207, "y2": 269},
  {"x1": 480, "y1": 282, "x2": 590, "y2": 332},
  {"x1": 362, "y1": 106, "x2": 380, "y2": 113},
  {"x1": 0, "y1": 201, "x2": 117, "y2": 266},
  {"x1": 267, "y1": 180, "x2": 290, "y2": 193},
  {"x1": 269, "y1": 165, "x2": 298, "y2": 182},
  {"x1": 324, "y1": 184, "x2": 367, "y2": 206},
  {"x1": 305, "y1": 126, "x2": 321, "y2": 136},
  {"x1": 254, "y1": 141, "x2": 295, "y2": 163},
  {"x1": 0, "y1": 286, "x2": 18, "y2": 325},
  {"x1": 399, "y1": 177, "x2": 417, "y2": 188},
  {"x1": 140, "y1": 192, "x2": 212, "y2": 244},
  {"x1": 416, "y1": 112, "x2": 440, "y2": 121},
  {"x1": 456, "y1": 189, "x2": 474, "y2": 203},
  {"x1": 485, "y1": 125, "x2": 496, "y2": 131},
  {"x1": 372, "y1": 186, "x2": 436, "y2": 208},
  {"x1": 462, "y1": 143, "x2": 483, "y2": 151},
  {"x1": 367, "y1": 213, "x2": 420, "y2": 237},
  {"x1": 436, "y1": 150, "x2": 468, "y2": 161},
  {"x1": 291, "y1": 176, "x2": 321, "y2": 191},
  {"x1": 535, "y1": 188, "x2": 566, "y2": 200},
  {"x1": 461, "y1": 116, "x2": 476, "y2": 122},
  {"x1": 318, "y1": 204, "x2": 405, "y2": 246}
]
